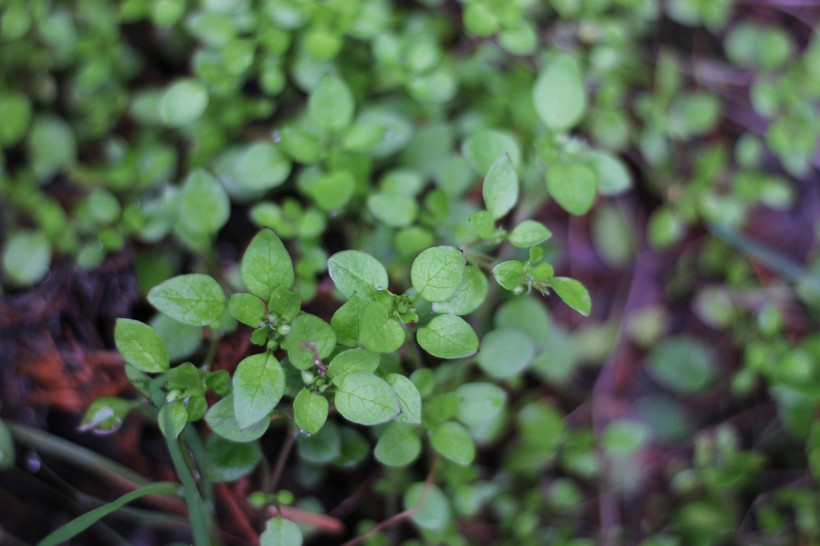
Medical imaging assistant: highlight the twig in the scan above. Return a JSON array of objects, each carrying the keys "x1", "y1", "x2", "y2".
[
  {"x1": 299, "y1": 341, "x2": 327, "y2": 376},
  {"x1": 216, "y1": 483, "x2": 259, "y2": 546},
  {"x1": 341, "y1": 458, "x2": 438, "y2": 546},
  {"x1": 329, "y1": 470, "x2": 381, "y2": 518},
  {"x1": 590, "y1": 249, "x2": 663, "y2": 546},
  {"x1": 265, "y1": 505, "x2": 346, "y2": 535},
  {"x1": 269, "y1": 427, "x2": 299, "y2": 506}
]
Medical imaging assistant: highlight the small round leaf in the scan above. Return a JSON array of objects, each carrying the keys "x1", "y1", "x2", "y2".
[
  {"x1": 410, "y1": 246, "x2": 466, "y2": 302},
  {"x1": 148, "y1": 274, "x2": 227, "y2": 326},
  {"x1": 416, "y1": 314, "x2": 479, "y2": 359},
  {"x1": 160, "y1": 78, "x2": 208, "y2": 127},
  {"x1": 334, "y1": 372, "x2": 400, "y2": 426},
  {"x1": 114, "y1": 319, "x2": 170, "y2": 373}
]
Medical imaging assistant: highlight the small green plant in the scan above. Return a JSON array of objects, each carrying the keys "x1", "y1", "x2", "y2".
[{"x1": 64, "y1": 149, "x2": 590, "y2": 543}]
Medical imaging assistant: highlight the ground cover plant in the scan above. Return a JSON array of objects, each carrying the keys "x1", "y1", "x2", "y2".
[{"x1": 2, "y1": 0, "x2": 820, "y2": 544}]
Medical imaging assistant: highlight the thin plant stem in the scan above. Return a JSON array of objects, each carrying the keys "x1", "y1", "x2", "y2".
[
  {"x1": 269, "y1": 427, "x2": 299, "y2": 514},
  {"x1": 341, "y1": 458, "x2": 438, "y2": 546}
]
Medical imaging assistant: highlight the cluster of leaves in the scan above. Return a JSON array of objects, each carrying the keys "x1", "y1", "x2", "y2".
[{"x1": 2, "y1": 0, "x2": 820, "y2": 544}]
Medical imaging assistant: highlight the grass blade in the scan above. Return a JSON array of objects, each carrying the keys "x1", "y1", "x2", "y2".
[
  {"x1": 8, "y1": 422, "x2": 152, "y2": 489},
  {"x1": 37, "y1": 482, "x2": 180, "y2": 546}
]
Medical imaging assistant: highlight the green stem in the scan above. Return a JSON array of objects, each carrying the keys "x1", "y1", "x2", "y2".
[
  {"x1": 161, "y1": 414, "x2": 213, "y2": 546},
  {"x1": 8, "y1": 423, "x2": 152, "y2": 489}
]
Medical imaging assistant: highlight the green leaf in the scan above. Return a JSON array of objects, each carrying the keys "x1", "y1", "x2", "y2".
[
  {"x1": 204, "y1": 436, "x2": 261, "y2": 483},
  {"x1": 241, "y1": 229, "x2": 295, "y2": 301},
  {"x1": 233, "y1": 353, "x2": 285, "y2": 429},
  {"x1": 309, "y1": 171, "x2": 356, "y2": 211},
  {"x1": 293, "y1": 388, "x2": 329, "y2": 435},
  {"x1": 430, "y1": 421, "x2": 475, "y2": 465},
  {"x1": 374, "y1": 422, "x2": 421, "y2": 467},
  {"x1": 334, "y1": 372, "x2": 400, "y2": 426},
  {"x1": 327, "y1": 250, "x2": 389, "y2": 299},
  {"x1": 491, "y1": 260, "x2": 526, "y2": 291},
  {"x1": 462, "y1": 129, "x2": 521, "y2": 175},
  {"x1": 148, "y1": 274, "x2": 227, "y2": 326},
  {"x1": 124, "y1": 365, "x2": 151, "y2": 397},
  {"x1": 341, "y1": 121, "x2": 386, "y2": 152},
  {"x1": 517, "y1": 400, "x2": 566, "y2": 452},
  {"x1": 379, "y1": 170, "x2": 425, "y2": 195},
  {"x1": 38, "y1": 482, "x2": 181, "y2": 546},
  {"x1": 477, "y1": 328, "x2": 536, "y2": 379},
  {"x1": 0, "y1": 92, "x2": 31, "y2": 147},
  {"x1": 150, "y1": 314, "x2": 202, "y2": 362},
  {"x1": 186, "y1": 12, "x2": 237, "y2": 47},
  {"x1": 85, "y1": 189, "x2": 121, "y2": 225},
  {"x1": 455, "y1": 382, "x2": 507, "y2": 430},
  {"x1": 336, "y1": 427, "x2": 369, "y2": 468},
  {"x1": 602, "y1": 420, "x2": 650, "y2": 455},
  {"x1": 646, "y1": 337, "x2": 718, "y2": 395},
  {"x1": 469, "y1": 210, "x2": 496, "y2": 240},
  {"x1": 178, "y1": 168, "x2": 230, "y2": 236},
  {"x1": 205, "y1": 370, "x2": 232, "y2": 397},
  {"x1": 464, "y1": 3, "x2": 497, "y2": 35},
  {"x1": 261, "y1": 516, "x2": 303, "y2": 546},
  {"x1": 546, "y1": 160, "x2": 598, "y2": 216},
  {"x1": 432, "y1": 265, "x2": 487, "y2": 316},
  {"x1": 669, "y1": 92, "x2": 721, "y2": 138},
  {"x1": 495, "y1": 296, "x2": 551, "y2": 350},
  {"x1": 297, "y1": 421, "x2": 341, "y2": 463},
  {"x1": 280, "y1": 127, "x2": 323, "y2": 164},
  {"x1": 78, "y1": 397, "x2": 133, "y2": 435},
  {"x1": 411, "y1": 246, "x2": 466, "y2": 302},
  {"x1": 327, "y1": 348, "x2": 380, "y2": 383},
  {"x1": 166, "y1": 362, "x2": 204, "y2": 394},
  {"x1": 356, "y1": 107, "x2": 412, "y2": 157},
  {"x1": 509, "y1": 220, "x2": 553, "y2": 248},
  {"x1": 205, "y1": 395, "x2": 270, "y2": 443},
  {"x1": 28, "y1": 116, "x2": 76, "y2": 181},
  {"x1": 367, "y1": 192, "x2": 419, "y2": 228},
  {"x1": 403, "y1": 482, "x2": 450, "y2": 531},
  {"x1": 229, "y1": 293, "x2": 267, "y2": 327},
  {"x1": 2, "y1": 230, "x2": 51, "y2": 286},
  {"x1": 589, "y1": 151, "x2": 632, "y2": 196},
  {"x1": 648, "y1": 207, "x2": 685, "y2": 249},
  {"x1": 550, "y1": 277, "x2": 592, "y2": 317},
  {"x1": 395, "y1": 226, "x2": 435, "y2": 256},
  {"x1": 114, "y1": 319, "x2": 170, "y2": 373},
  {"x1": 416, "y1": 314, "x2": 479, "y2": 359},
  {"x1": 160, "y1": 78, "x2": 208, "y2": 127},
  {"x1": 482, "y1": 154, "x2": 518, "y2": 220},
  {"x1": 268, "y1": 287, "x2": 301, "y2": 322},
  {"x1": 158, "y1": 401, "x2": 188, "y2": 439},
  {"x1": 0, "y1": 419, "x2": 14, "y2": 470},
  {"x1": 308, "y1": 75, "x2": 354, "y2": 131},
  {"x1": 592, "y1": 204, "x2": 635, "y2": 268},
  {"x1": 497, "y1": 14, "x2": 537, "y2": 50},
  {"x1": 233, "y1": 142, "x2": 292, "y2": 192},
  {"x1": 331, "y1": 295, "x2": 368, "y2": 346},
  {"x1": 386, "y1": 373, "x2": 422, "y2": 425},
  {"x1": 532, "y1": 53, "x2": 587, "y2": 132},
  {"x1": 285, "y1": 314, "x2": 336, "y2": 370},
  {"x1": 359, "y1": 301, "x2": 406, "y2": 353}
]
